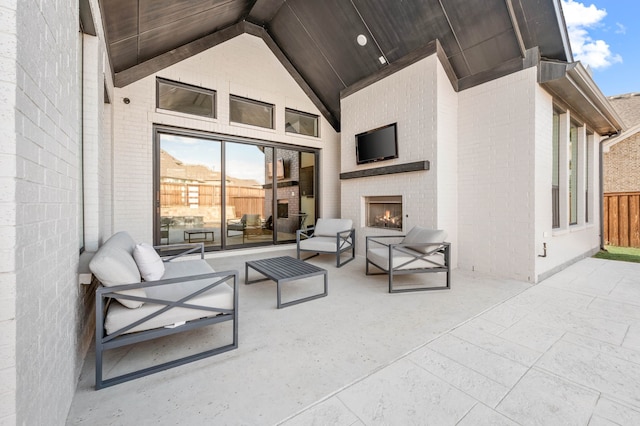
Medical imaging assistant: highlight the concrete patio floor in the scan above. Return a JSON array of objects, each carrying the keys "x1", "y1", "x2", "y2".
[{"x1": 66, "y1": 248, "x2": 640, "y2": 425}]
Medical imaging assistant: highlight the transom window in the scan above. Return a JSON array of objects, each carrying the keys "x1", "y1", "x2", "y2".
[
  {"x1": 285, "y1": 108, "x2": 319, "y2": 137},
  {"x1": 230, "y1": 95, "x2": 274, "y2": 129},
  {"x1": 157, "y1": 78, "x2": 216, "y2": 118}
]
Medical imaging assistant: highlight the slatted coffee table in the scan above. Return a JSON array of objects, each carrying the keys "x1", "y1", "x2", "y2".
[{"x1": 245, "y1": 256, "x2": 328, "y2": 308}]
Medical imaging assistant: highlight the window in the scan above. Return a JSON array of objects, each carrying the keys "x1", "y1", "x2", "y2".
[
  {"x1": 285, "y1": 108, "x2": 319, "y2": 137},
  {"x1": 569, "y1": 121, "x2": 579, "y2": 225},
  {"x1": 157, "y1": 78, "x2": 216, "y2": 118},
  {"x1": 586, "y1": 132, "x2": 593, "y2": 223},
  {"x1": 230, "y1": 95, "x2": 274, "y2": 129},
  {"x1": 552, "y1": 109, "x2": 560, "y2": 229}
]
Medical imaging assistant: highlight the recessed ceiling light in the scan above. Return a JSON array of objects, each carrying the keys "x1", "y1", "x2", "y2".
[
  {"x1": 378, "y1": 56, "x2": 387, "y2": 64},
  {"x1": 357, "y1": 34, "x2": 367, "y2": 46}
]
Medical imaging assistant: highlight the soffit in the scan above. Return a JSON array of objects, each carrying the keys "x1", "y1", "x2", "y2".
[
  {"x1": 100, "y1": 0, "x2": 571, "y2": 130},
  {"x1": 540, "y1": 61, "x2": 623, "y2": 135}
]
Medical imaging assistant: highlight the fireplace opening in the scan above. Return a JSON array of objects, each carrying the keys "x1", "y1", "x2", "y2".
[
  {"x1": 366, "y1": 196, "x2": 402, "y2": 230},
  {"x1": 277, "y1": 200, "x2": 289, "y2": 218}
]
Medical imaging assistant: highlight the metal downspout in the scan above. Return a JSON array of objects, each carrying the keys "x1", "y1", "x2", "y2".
[{"x1": 599, "y1": 133, "x2": 620, "y2": 250}]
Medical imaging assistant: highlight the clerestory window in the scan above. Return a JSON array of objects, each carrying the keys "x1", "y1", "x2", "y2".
[{"x1": 157, "y1": 78, "x2": 216, "y2": 118}]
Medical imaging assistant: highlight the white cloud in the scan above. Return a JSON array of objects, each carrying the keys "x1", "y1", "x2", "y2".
[
  {"x1": 561, "y1": 0, "x2": 622, "y2": 69},
  {"x1": 615, "y1": 23, "x2": 626, "y2": 34}
]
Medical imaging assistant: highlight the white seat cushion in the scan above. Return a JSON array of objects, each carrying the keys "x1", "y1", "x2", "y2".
[
  {"x1": 367, "y1": 247, "x2": 445, "y2": 271},
  {"x1": 299, "y1": 236, "x2": 352, "y2": 253},
  {"x1": 104, "y1": 260, "x2": 235, "y2": 335}
]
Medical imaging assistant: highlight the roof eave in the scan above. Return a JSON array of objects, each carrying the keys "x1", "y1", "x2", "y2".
[
  {"x1": 551, "y1": 0, "x2": 574, "y2": 62},
  {"x1": 539, "y1": 60, "x2": 624, "y2": 136}
]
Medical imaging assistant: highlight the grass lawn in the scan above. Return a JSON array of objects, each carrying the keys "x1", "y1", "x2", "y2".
[{"x1": 594, "y1": 245, "x2": 640, "y2": 263}]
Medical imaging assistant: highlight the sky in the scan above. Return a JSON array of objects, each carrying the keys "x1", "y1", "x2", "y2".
[
  {"x1": 561, "y1": 0, "x2": 640, "y2": 96},
  {"x1": 161, "y1": 134, "x2": 267, "y2": 183}
]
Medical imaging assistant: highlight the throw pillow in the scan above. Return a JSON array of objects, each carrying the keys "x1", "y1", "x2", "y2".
[{"x1": 133, "y1": 243, "x2": 165, "y2": 281}]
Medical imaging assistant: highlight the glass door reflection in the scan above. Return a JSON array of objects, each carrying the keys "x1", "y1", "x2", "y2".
[
  {"x1": 299, "y1": 151, "x2": 316, "y2": 231},
  {"x1": 158, "y1": 134, "x2": 222, "y2": 248},
  {"x1": 271, "y1": 149, "x2": 316, "y2": 243},
  {"x1": 225, "y1": 143, "x2": 272, "y2": 246}
]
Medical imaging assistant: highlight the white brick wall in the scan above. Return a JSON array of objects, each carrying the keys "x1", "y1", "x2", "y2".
[
  {"x1": 458, "y1": 68, "x2": 537, "y2": 281},
  {"x1": 534, "y1": 85, "x2": 601, "y2": 279},
  {"x1": 83, "y1": 34, "x2": 102, "y2": 252},
  {"x1": 341, "y1": 56, "x2": 447, "y2": 257},
  {"x1": 436, "y1": 61, "x2": 459, "y2": 263},
  {"x1": 7, "y1": 0, "x2": 85, "y2": 424},
  {"x1": 112, "y1": 34, "x2": 341, "y2": 243},
  {"x1": 0, "y1": 0, "x2": 18, "y2": 422},
  {"x1": 100, "y1": 101, "x2": 114, "y2": 243},
  {"x1": 458, "y1": 68, "x2": 602, "y2": 282}
]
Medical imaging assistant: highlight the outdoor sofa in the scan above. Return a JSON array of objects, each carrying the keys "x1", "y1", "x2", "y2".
[{"x1": 89, "y1": 231, "x2": 238, "y2": 389}]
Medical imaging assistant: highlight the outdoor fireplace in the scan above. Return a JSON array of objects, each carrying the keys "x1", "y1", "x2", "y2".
[{"x1": 366, "y1": 196, "x2": 402, "y2": 230}]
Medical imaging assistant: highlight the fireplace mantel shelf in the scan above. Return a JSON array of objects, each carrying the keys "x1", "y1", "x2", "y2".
[{"x1": 339, "y1": 161, "x2": 429, "y2": 180}]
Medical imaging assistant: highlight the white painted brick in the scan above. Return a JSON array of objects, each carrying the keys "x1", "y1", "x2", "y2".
[
  {"x1": 0, "y1": 0, "x2": 89, "y2": 424},
  {"x1": 341, "y1": 55, "x2": 453, "y2": 260},
  {"x1": 111, "y1": 33, "x2": 341, "y2": 242}
]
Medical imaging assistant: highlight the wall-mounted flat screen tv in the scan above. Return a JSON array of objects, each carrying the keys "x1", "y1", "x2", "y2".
[
  {"x1": 356, "y1": 123, "x2": 398, "y2": 165},
  {"x1": 267, "y1": 158, "x2": 285, "y2": 179}
]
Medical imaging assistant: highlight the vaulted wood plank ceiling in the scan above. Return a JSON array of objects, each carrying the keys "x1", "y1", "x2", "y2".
[{"x1": 100, "y1": 0, "x2": 572, "y2": 131}]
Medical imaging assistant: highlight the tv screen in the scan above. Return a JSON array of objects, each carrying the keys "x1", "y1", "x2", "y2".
[
  {"x1": 356, "y1": 123, "x2": 398, "y2": 165},
  {"x1": 267, "y1": 158, "x2": 285, "y2": 179}
]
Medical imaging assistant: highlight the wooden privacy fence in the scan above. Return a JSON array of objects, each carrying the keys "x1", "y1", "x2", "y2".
[
  {"x1": 161, "y1": 183, "x2": 265, "y2": 218},
  {"x1": 604, "y1": 192, "x2": 640, "y2": 248}
]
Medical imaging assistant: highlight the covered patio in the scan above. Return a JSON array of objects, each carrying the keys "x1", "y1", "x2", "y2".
[
  {"x1": 2, "y1": 0, "x2": 628, "y2": 423},
  {"x1": 67, "y1": 251, "x2": 640, "y2": 424}
]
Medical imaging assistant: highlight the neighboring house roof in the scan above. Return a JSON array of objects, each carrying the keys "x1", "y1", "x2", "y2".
[
  {"x1": 602, "y1": 93, "x2": 640, "y2": 152},
  {"x1": 608, "y1": 93, "x2": 640, "y2": 127}
]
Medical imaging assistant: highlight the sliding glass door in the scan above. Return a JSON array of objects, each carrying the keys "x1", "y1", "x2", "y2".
[
  {"x1": 225, "y1": 143, "x2": 273, "y2": 247},
  {"x1": 271, "y1": 149, "x2": 317, "y2": 243},
  {"x1": 157, "y1": 133, "x2": 222, "y2": 248},
  {"x1": 155, "y1": 127, "x2": 317, "y2": 250}
]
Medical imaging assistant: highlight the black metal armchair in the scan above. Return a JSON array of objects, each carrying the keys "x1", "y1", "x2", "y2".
[{"x1": 366, "y1": 227, "x2": 450, "y2": 293}]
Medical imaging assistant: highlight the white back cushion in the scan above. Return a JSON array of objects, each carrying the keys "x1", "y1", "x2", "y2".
[
  {"x1": 89, "y1": 232, "x2": 145, "y2": 309},
  {"x1": 314, "y1": 218, "x2": 353, "y2": 237},
  {"x1": 133, "y1": 243, "x2": 165, "y2": 281},
  {"x1": 401, "y1": 227, "x2": 447, "y2": 253}
]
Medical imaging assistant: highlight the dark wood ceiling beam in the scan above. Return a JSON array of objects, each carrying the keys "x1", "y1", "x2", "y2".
[
  {"x1": 246, "y1": 0, "x2": 285, "y2": 25},
  {"x1": 243, "y1": 21, "x2": 341, "y2": 132},
  {"x1": 341, "y1": 39, "x2": 458, "y2": 99},
  {"x1": 437, "y1": 0, "x2": 471, "y2": 74},
  {"x1": 80, "y1": 0, "x2": 96, "y2": 36},
  {"x1": 457, "y1": 47, "x2": 540, "y2": 91},
  {"x1": 241, "y1": 0, "x2": 260, "y2": 21},
  {"x1": 283, "y1": 2, "x2": 347, "y2": 89},
  {"x1": 114, "y1": 22, "x2": 245, "y2": 88},
  {"x1": 504, "y1": 0, "x2": 526, "y2": 57}
]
